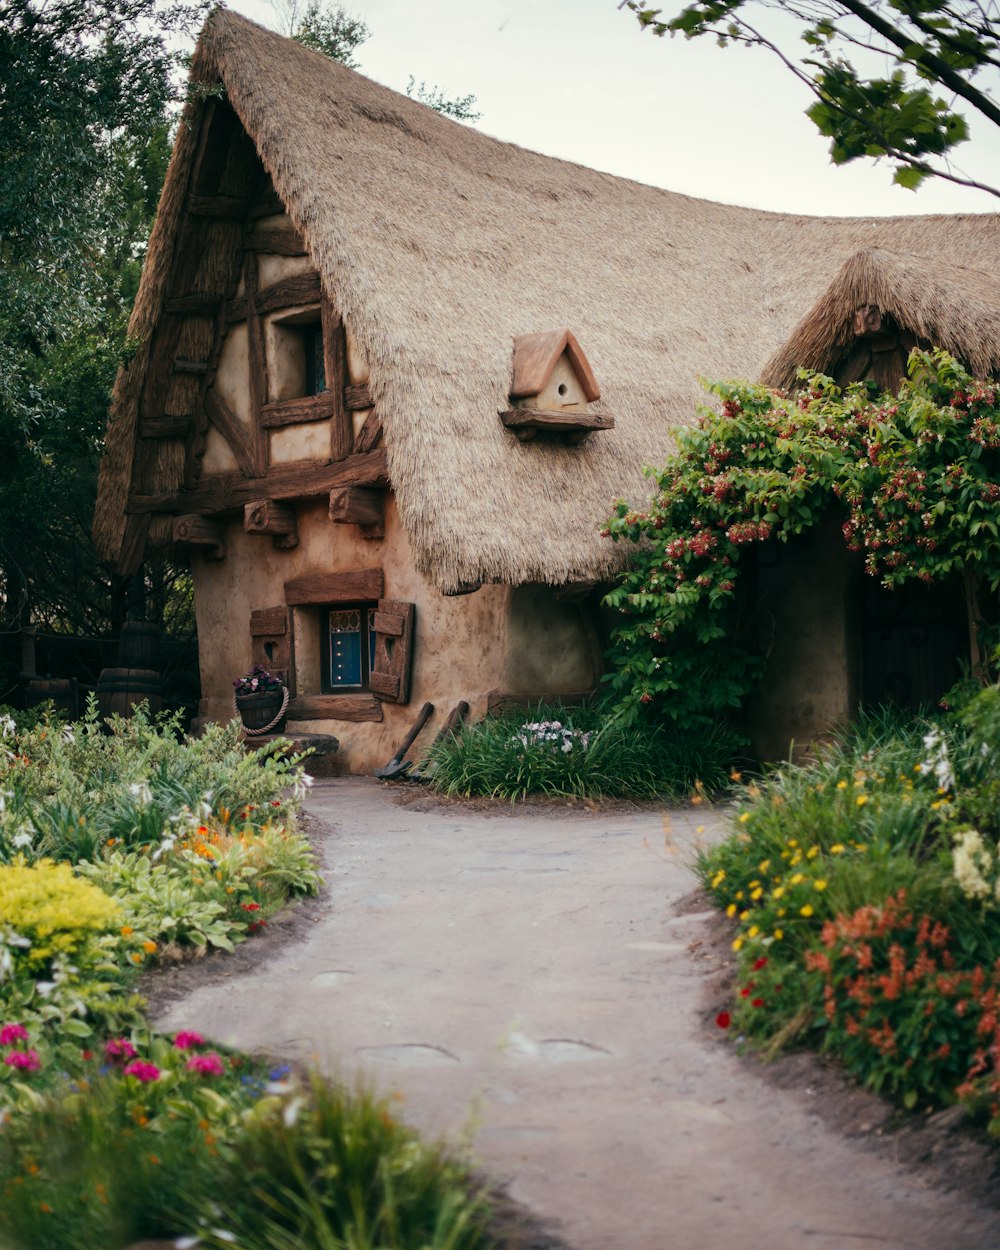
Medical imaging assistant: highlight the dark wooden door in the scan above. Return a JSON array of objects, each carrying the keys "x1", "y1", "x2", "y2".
[{"x1": 861, "y1": 578, "x2": 967, "y2": 711}]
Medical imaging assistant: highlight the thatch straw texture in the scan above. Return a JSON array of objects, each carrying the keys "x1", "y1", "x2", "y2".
[
  {"x1": 94, "y1": 9, "x2": 1000, "y2": 592},
  {"x1": 761, "y1": 247, "x2": 1000, "y2": 390}
]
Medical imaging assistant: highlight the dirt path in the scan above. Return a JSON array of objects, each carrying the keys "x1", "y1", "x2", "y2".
[{"x1": 153, "y1": 778, "x2": 1000, "y2": 1250}]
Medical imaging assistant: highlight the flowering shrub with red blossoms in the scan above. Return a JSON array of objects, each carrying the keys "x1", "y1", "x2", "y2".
[{"x1": 603, "y1": 350, "x2": 1000, "y2": 725}]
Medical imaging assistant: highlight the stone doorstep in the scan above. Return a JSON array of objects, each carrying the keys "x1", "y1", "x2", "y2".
[{"x1": 239, "y1": 730, "x2": 342, "y2": 776}]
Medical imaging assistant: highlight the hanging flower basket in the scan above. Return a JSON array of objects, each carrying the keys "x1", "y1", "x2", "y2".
[{"x1": 233, "y1": 666, "x2": 290, "y2": 736}]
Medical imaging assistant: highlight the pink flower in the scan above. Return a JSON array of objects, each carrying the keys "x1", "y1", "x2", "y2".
[
  {"x1": 173, "y1": 1031, "x2": 206, "y2": 1051},
  {"x1": 185, "y1": 1052, "x2": 225, "y2": 1077},
  {"x1": 104, "y1": 1037, "x2": 137, "y2": 1062},
  {"x1": 4, "y1": 1049, "x2": 41, "y2": 1071},
  {"x1": 0, "y1": 1023, "x2": 29, "y2": 1046},
  {"x1": 123, "y1": 1060, "x2": 160, "y2": 1083}
]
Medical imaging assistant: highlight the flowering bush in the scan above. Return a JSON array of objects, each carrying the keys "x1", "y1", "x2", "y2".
[
  {"x1": 513, "y1": 720, "x2": 592, "y2": 754},
  {"x1": 603, "y1": 350, "x2": 1000, "y2": 726}
]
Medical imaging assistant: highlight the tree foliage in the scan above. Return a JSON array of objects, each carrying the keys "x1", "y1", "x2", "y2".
[
  {"x1": 603, "y1": 351, "x2": 1000, "y2": 726},
  {"x1": 624, "y1": 0, "x2": 1000, "y2": 197}
]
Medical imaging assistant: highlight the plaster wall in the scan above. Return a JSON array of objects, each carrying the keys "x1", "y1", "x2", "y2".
[
  {"x1": 269, "y1": 424, "x2": 331, "y2": 463},
  {"x1": 214, "y1": 324, "x2": 251, "y2": 425},
  {"x1": 746, "y1": 521, "x2": 860, "y2": 763},
  {"x1": 502, "y1": 586, "x2": 600, "y2": 693},
  {"x1": 192, "y1": 495, "x2": 513, "y2": 773}
]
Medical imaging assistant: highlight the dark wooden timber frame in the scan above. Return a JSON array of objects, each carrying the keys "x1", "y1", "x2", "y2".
[{"x1": 126, "y1": 101, "x2": 386, "y2": 566}]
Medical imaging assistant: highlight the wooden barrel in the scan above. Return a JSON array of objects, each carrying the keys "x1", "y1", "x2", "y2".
[
  {"x1": 24, "y1": 678, "x2": 78, "y2": 718},
  {"x1": 116, "y1": 621, "x2": 162, "y2": 669},
  {"x1": 235, "y1": 689, "x2": 287, "y2": 733},
  {"x1": 96, "y1": 668, "x2": 162, "y2": 720}
]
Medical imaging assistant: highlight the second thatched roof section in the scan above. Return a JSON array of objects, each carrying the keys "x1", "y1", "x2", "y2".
[{"x1": 94, "y1": 9, "x2": 1000, "y2": 592}]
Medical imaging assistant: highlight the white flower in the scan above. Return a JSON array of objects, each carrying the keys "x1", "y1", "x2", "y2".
[
  {"x1": 0, "y1": 714, "x2": 16, "y2": 738},
  {"x1": 953, "y1": 829, "x2": 993, "y2": 901},
  {"x1": 12, "y1": 830, "x2": 32, "y2": 849},
  {"x1": 60, "y1": 726, "x2": 75, "y2": 744},
  {"x1": 129, "y1": 780, "x2": 153, "y2": 806}
]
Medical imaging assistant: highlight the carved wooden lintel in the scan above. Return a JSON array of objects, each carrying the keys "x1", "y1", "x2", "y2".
[
  {"x1": 286, "y1": 694, "x2": 382, "y2": 722},
  {"x1": 284, "y1": 567, "x2": 385, "y2": 607},
  {"x1": 500, "y1": 408, "x2": 614, "y2": 444},
  {"x1": 173, "y1": 514, "x2": 225, "y2": 560},
  {"x1": 244, "y1": 499, "x2": 299, "y2": 550},
  {"x1": 329, "y1": 487, "x2": 384, "y2": 539}
]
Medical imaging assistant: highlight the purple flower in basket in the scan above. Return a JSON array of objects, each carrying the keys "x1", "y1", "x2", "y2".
[{"x1": 233, "y1": 664, "x2": 285, "y2": 695}]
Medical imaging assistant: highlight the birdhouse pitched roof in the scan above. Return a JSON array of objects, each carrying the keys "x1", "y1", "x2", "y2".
[
  {"x1": 93, "y1": 9, "x2": 1000, "y2": 593},
  {"x1": 510, "y1": 330, "x2": 601, "y2": 402}
]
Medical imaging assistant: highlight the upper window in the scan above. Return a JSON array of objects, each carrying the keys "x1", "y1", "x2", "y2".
[
  {"x1": 302, "y1": 323, "x2": 327, "y2": 397},
  {"x1": 265, "y1": 308, "x2": 327, "y2": 403},
  {"x1": 322, "y1": 604, "x2": 377, "y2": 691}
]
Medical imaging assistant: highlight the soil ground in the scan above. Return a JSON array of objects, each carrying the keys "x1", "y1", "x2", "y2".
[{"x1": 149, "y1": 778, "x2": 1000, "y2": 1250}]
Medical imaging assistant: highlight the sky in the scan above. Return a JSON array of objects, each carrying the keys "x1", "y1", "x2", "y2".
[{"x1": 227, "y1": 0, "x2": 1000, "y2": 219}]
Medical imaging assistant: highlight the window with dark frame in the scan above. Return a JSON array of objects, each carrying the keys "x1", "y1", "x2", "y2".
[
  {"x1": 302, "y1": 322, "x2": 327, "y2": 396},
  {"x1": 321, "y1": 604, "x2": 377, "y2": 691}
]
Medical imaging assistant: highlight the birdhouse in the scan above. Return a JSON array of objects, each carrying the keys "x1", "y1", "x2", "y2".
[{"x1": 501, "y1": 328, "x2": 614, "y2": 444}]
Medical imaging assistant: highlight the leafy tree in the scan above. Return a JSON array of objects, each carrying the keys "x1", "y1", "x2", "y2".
[
  {"x1": 603, "y1": 352, "x2": 1000, "y2": 726},
  {"x1": 405, "y1": 75, "x2": 482, "y2": 123},
  {"x1": 0, "y1": 0, "x2": 201, "y2": 649},
  {"x1": 623, "y1": 0, "x2": 1000, "y2": 197}
]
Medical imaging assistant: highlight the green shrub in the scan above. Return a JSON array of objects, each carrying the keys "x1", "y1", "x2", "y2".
[{"x1": 426, "y1": 702, "x2": 739, "y2": 801}]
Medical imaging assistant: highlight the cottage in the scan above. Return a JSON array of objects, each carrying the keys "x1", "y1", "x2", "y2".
[{"x1": 93, "y1": 10, "x2": 1000, "y2": 769}]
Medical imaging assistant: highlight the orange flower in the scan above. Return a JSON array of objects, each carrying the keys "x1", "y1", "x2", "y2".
[{"x1": 143, "y1": 940, "x2": 157, "y2": 954}]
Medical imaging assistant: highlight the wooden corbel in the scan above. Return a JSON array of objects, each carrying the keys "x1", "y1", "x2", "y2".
[
  {"x1": 244, "y1": 500, "x2": 299, "y2": 550},
  {"x1": 329, "y1": 486, "x2": 384, "y2": 540},
  {"x1": 173, "y1": 514, "x2": 225, "y2": 560}
]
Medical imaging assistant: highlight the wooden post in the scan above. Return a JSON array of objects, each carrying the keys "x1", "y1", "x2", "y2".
[
  {"x1": 173, "y1": 514, "x2": 226, "y2": 561},
  {"x1": 243, "y1": 255, "x2": 269, "y2": 478},
  {"x1": 244, "y1": 499, "x2": 299, "y2": 549},
  {"x1": 322, "y1": 298, "x2": 352, "y2": 461}
]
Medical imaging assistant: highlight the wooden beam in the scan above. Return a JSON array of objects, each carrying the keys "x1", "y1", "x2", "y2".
[
  {"x1": 284, "y1": 568, "x2": 384, "y2": 606},
  {"x1": 500, "y1": 408, "x2": 614, "y2": 443},
  {"x1": 244, "y1": 499, "x2": 298, "y2": 550},
  {"x1": 204, "y1": 389, "x2": 256, "y2": 478},
  {"x1": 187, "y1": 193, "x2": 249, "y2": 220},
  {"x1": 139, "y1": 415, "x2": 189, "y2": 440},
  {"x1": 248, "y1": 189, "x2": 286, "y2": 219},
  {"x1": 223, "y1": 294, "x2": 249, "y2": 324},
  {"x1": 322, "y1": 298, "x2": 352, "y2": 461},
  {"x1": 243, "y1": 255, "x2": 268, "y2": 477},
  {"x1": 261, "y1": 392, "x2": 335, "y2": 429},
  {"x1": 329, "y1": 487, "x2": 384, "y2": 538},
  {"x1": 286, "y1": 694, "x2": 382, "y2": 722},
  {"x1": 163, "y1": 295, "x2": 223, "y2": 316},
  {"x1": 140, "y1": 316, "x2": 183, "y2": 422},
  {"x1": 127, "y1": 449, "x2": 389, "y2": 515},
  {"x1": 173, "y1": 359, "x2": 209, "y2": 376},
  {"x1": 255, "y1": 271, "x2": 322, "y2": 317},
  {"x1": 344, "y1": 384, "x2": 374, "y2": 411},
  {"x1": 353, "y1": 409, "x2": 383, "y2": 454},
  {"x1": 173, "y1": 514, "x2": 225, "y2": 560},
  {"x1": 244, "y1": 229, "x2": 308, "y2": 256}
]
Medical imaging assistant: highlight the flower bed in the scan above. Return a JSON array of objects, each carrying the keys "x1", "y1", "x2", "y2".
[
  {"x1": 0, "y1": 704, "x2": 490, "y2": 1248},
  {"x1": 700, "y1": 688, "x2": 1000, "y2": 1129}
]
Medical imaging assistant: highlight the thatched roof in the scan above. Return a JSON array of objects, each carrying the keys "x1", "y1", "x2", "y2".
[
  {"x1": 761, "y1": 247, "x2": 1000, "y2": 390},
  {"x1": 94, "y1": 8, "x2": 1000, "y2": 592}
]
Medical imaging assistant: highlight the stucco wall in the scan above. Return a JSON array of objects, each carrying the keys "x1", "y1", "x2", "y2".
[
  {"x1": 192, "y1": 497, "x2": 515, "y2": 772},
  {"x1": 746, "y1": 521, "x2": 860, "y2": 763}
]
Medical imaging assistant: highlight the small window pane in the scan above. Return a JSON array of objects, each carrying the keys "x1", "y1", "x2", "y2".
[
  {"x1": 368, "y1": 606, "x2": 377, "y2": 671},
  {"x1": 304, "y1": 324, "x2": 327, "y2": 396},
  {"x1": 329, "y1": 610, "x2": 362, "y2": 686}
]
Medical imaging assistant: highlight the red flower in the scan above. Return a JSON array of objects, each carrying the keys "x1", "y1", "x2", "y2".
[
  {"x1": 715, "y1": 1011, "x2": 731, "y2": 1029},
  {"x1": 241, "y1": 902, "x2": 261, "y2": 912},
  {"x1": 752, "y1": 957, "x2": 768, "y2": 970},
  {"x1": 752, "y1": 998, "x2": 764, "y2": 1008}
]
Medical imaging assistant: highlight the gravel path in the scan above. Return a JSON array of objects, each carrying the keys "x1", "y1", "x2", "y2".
[{"x1": 155, "y1": 777, "x2": 1000, "y2": 1250}]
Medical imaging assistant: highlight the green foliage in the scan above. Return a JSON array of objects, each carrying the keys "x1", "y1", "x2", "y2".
[
  {"x1": 290, "y1": 0, "x2": 370, "y2": 65},
  {"x1": 624, "y1": 0, "x2": 1000, "y2": 197},
  {"x1": 405, "y1": 76, "x2": 482, "y2": 123},
  {"x1": 603, "y1": 352, "x2": 1000, "y2": 726},
  {"x1": 426, "y1": 702, "x2": 739, "y2": 800},
  {"x1": 701, "y1": 697, "x2": 1000, "y2": 1124},
  {"x1": 0, "y1": 1058, "x2": 490, "y2": 1250}
]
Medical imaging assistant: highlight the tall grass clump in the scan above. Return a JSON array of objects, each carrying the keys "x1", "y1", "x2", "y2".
[{"x1": 426, "y1": 702, "x2": 740, "y2": 801}]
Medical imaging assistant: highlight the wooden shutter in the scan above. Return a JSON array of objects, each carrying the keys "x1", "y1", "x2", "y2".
[
  {"x1": 369, "y1": 599, "x2": 415, "y2": 703},
  {"x1": 250, "y1": 606, "x2": 293, "y2": 687}
]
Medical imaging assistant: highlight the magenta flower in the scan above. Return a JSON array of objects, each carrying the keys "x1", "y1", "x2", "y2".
[
  {"x1": 104, "y1": 1037, "x2": 137, "y2": 1062},
  {"x1": 173, "y1": 1030, "x2": 206, "y2": 1051},
  {"x1": 0, "y1": 1023, "x2": 29, "y2": 1046},
  {"x1": 4, "y1": 1049, "x2": 41, "y2": 1071},
  {"x1": 185, "y1": 1052, "x2": 225, "y2": 1077},
  {"x1": 123, "y1": 1060, "x2": 160, "y2": 1083}
]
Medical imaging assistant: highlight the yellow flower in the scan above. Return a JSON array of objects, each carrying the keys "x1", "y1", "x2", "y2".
[
  {"x1": 813, "y1": 879, "x2": 827, "y2": 891},
  {"x1": 711, "y1": 871, "x2": 726, "y2": 889},
  {"x1": 726, "y1": 903, "x2": 737, "y2": 918},
  {"x1": 696, "y1": 825, "x2": 705, "y2": 834},
  {"x1": 836, "y1": 780, "x2": 848, "y2": 791},
  {"x1": 777, "y1": 908, "x2": 786, "y2": 917},
  {"x1": 790, "y1": 873, "x2": 805, "y2": 885},
  {"x1": 787, "y1": 839, "x2": 797, "y2": 848},
  {"x1": 799, "y1": 904, "x2": 814, "y2": 917},
  {"x1": 773, "y1": 928, "x2": 784, "y2": 940},
  {"x1": 732, "y1": 936, "x2": 743, "y2": 952},
  {"x1": 738, "y1": 812, "x2": 751, "y2": 824},
  {"x1": 739, "y1": 909, "x2": 750, "y2": 921},
  {"x1": 806, "y1": 846, "x2": 819, "y2": 859},
  {"x1": 855, "y1": 794, "x2": 868, "y2": 807},
  {"x1": 771, "y1": 886, "x2": 785, "y2": 899},
  {"x1": 748, "y1": 925, "x2": 760, "y2": 938},
  {"x1": 750, "y1": 887, "x2": 763, "y2": 901},
  {"x1": 758, "y1": 859, "x2": 770, "y2": 873},
  {"x1": 830, "y1": 844, "x2": 845, "y2": 855}
]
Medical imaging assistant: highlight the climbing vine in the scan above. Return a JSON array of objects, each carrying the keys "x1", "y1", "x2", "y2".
[{"x1": 603, "y1": 350, "x2": 1000, "y2": 726}]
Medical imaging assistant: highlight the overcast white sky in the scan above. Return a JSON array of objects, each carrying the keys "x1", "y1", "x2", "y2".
[{"x1": 229, "y1": 0, "x2": 1000, "y2": 218}]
